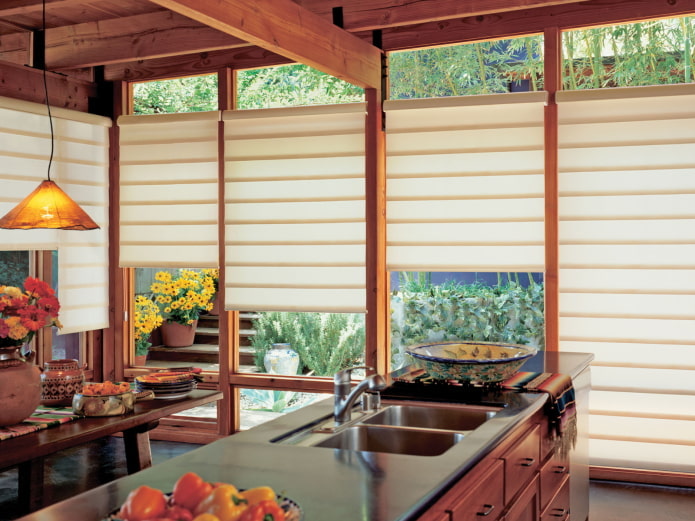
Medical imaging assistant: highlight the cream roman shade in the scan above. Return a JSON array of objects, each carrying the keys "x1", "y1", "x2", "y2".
[
  {"x1": 118, "y1": 112, "x2": 220, "y2": 268},
  {"x1": 557, "y1": 84, "x2": 695, "y2": 474},
  {"x1": 223, "y1": 104, "x2": 366, "y2": 313},
  {"x1": 0, "y1": 96, "x2": 111, "y2": 334},
  {"x1": 384, "y1": 92, "x2": 547, "y2": 272}
]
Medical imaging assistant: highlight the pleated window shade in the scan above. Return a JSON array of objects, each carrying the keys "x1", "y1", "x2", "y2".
[
  {"x1": 118, "y1": 112, "x2": 220, "y2": 268},
  {"x1": 384, "y1": 92, "x2": 547, "y2": 272},
  {"x1": 557, "y1": 84, "x2": 695, "y2": 474},
  {"x1": 0, "y1": 96, "x2": 111, "y2": 334},
  {"x1": 223, "y1": 104, "x2": 366, "y2": 313}
]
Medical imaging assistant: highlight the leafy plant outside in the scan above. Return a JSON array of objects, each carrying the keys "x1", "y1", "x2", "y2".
[{"x1": 250, "y1": 311, "x2": 365, "y2": 377}]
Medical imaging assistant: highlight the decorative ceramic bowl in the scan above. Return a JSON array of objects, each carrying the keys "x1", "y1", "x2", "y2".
[
  {"x1": 72, "y1": 389, "x2": 135, "y2": 417},
  {"x1": 406, "y1": 341, "x2": 538, "y2": 383}
]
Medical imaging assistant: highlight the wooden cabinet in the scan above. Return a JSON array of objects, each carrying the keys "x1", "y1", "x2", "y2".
[
  {"x1": 503, "y1": 476, "x2": 539, "y2": 521},
  {"x1": 449, "y1": 459, "x2": 504, "y2": 521},
  {"x1": 502, "y1": 424, "x2": 540, "y2": 502},
  {"x1": 418, "y1": 406, "x2": 575, "y2": 521}
]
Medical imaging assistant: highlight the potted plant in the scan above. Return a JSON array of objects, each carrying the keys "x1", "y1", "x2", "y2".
[
  {"x1": 133, "y1": 295, "x2": 162, "y2": 365},
  {"x1": 0, "y1": 277, "x2": 62, "y2": 425},
  {"x1": 150, "y1": 269, "x2": 215, "y2": 347}
]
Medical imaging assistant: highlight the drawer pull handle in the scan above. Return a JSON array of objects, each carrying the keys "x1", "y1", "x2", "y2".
[
  {"x1": 520, "y1": 457, "x2": 535, "y2": 467},
  {"x1": 550, "y1": 507, "x2": 569, "y2": 519},
  {"x1": 552, "y1": 465, "x2": 568, "y2": 474},
  {"x1": 476, "y1": 504, "x2": 495, "y2": 516}
]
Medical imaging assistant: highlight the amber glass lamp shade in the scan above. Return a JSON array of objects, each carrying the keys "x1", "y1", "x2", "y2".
[{"x1": 0, "y1": 180, "x2": 99, "y2": 230}]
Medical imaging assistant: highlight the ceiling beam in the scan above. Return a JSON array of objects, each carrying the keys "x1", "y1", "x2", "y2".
[
  {"x1": 103, "y1": 45, "x2": 293, "y2": 82},
  {"x1": 46, "y1": 10, "x2": 247, "y2": 69},
  {"x1": 147, "y1": 0, "x2": 382, "y2": 88},
  {"x1": 0, "y1": 0, "x2": 79, "y2": 17},
  {"x1": 294, "y1": 0, "x2": 589, "y2": 31}
]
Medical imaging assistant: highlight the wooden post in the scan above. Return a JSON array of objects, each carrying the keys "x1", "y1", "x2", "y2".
[{"x1": 544, "y1": 27, "x2": 561, "y2": 351}]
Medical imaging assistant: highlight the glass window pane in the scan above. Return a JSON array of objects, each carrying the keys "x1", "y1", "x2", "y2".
[
  {"x1": 134, "y1": 268, "x2": 218, "y2": 369},
  {"x1": 132, "y1": 74, "x2": 218, "y2": 114},
  {"x1": 390, "y1": 272, "x2": 545, "y2": 370},
  {"x1": 243, "y1": 312, "x2": 366, "y2": 378},
  {"x1": 562, "y1": 17, "x2": 695, "y2": 89},
  {"x1": 0, "y1": 251, "x2": 30, "y2": 286},
  {"x1": 389, "y1": 36, "x2": 544, "y2": 100},
  {"x1": 236, "y1": 64, "x2": 364, "y2": 109},
  {"x1": 240, "y1": 388, "x2": 328, "y2": 430}
]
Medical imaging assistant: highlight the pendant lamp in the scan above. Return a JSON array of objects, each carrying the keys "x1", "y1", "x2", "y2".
[{"x1": 0, "y1": 0, "x2": 99, "y2": 231}]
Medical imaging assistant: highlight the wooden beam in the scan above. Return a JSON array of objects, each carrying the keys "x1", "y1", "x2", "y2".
[
  {"x1": 295, "y1": 0, "x2": 589, "y2": 31},
  {"x1": 147, "y1": 0, "x2": 382, "y2": 88},
  {"x1": 47, "y1": 10, "x2": 247, "y2": 70},
  {"x1": 0, "y1": 32, "x2": 31, "y2": 66},
  {"x1": 103, "y1": 45, "x2": 292, "y2": 82},
  {"x1": 0, "y1": 60, "x2": 96, "y2": 111},
  {"x1": 0, "y1": 0, "x2": 78, "y2": 17}
]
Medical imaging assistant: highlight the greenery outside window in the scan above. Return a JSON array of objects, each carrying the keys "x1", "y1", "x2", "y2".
[{"x1": 562, "y1": 17, "x2": 695, "y2": 89}]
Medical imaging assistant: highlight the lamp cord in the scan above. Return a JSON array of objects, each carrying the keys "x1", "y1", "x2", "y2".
[{"x1": 42, "y1": 0, "x2": 54, "y2": 182}]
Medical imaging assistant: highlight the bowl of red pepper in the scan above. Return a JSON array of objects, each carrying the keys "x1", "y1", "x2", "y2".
[{"x1": 106, "y1": 471, "x2": 302, "y2": 521}]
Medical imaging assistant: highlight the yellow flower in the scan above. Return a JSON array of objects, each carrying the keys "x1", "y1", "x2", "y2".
[{"x1": 149, "y1": 269, "x2": 216, "y2": 326}]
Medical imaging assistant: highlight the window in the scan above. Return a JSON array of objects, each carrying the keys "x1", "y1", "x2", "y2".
[
  {"x1": 389, "y1": 35, "x2": 544, "y2": 99},
  {"x1": 563, "y1": 18, "x2": 695, "y2": 89},
  {"x1": 132, "y1": 74, "x2": 218, "y2": 114}
]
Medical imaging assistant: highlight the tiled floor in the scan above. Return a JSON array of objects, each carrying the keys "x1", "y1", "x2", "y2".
[{"x1": 0, "y1": 438, "x2": 693, "y2": 520}]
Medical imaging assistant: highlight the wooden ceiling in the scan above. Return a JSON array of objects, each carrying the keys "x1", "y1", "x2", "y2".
[{"x1": 1, "y1": 0, "x2": 694, "y2": 87}]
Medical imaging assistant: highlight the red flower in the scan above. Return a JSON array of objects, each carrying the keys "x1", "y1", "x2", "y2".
[
  {"x1": 19, "y1": 307, "x2": 49, "y2": 331},
  {"x1": 24, "y1": 277, "x2": 55, "y2": 299}
]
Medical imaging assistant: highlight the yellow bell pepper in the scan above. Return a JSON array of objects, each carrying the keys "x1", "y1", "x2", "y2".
[
  {"x1": 238, "y1": 486, "x2": 276, "y2": 507},
  {"x1": 194, "y1": 484, "x2": 249, "y2": 521},
  {"x1": 193, "y1": 515, "x2": 221, "y2": 521}
]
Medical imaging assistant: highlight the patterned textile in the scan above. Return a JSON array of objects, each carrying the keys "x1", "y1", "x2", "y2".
[
  {"x1": 0, "y1": 406, "x2": 81, "y2": 441},
  {"x1": 502, "y1": 371, "x2": 577, "y2": 456}
]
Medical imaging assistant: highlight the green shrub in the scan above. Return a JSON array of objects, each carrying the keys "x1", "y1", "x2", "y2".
[{"x1": 250, "y1": 312, "x2": 365, "y2": 376}]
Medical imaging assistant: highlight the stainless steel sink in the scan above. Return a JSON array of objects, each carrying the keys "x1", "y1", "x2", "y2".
[
  {"x1": 272, "y1": 401, "x2": 506, "y2": 456},
  {"x1": 314, "y1": 424, "x2": 466, "y2": 457},
  {"x1": 362, "y1": 404, "x2": 499, "y2": 431}
]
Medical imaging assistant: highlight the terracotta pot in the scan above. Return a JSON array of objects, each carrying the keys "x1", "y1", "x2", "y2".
[
  {"x1": 160, "y1": 320, "x2": 198, "y2": 347},
  {"x1": 40, "y1": 359, "x2": 86, "y2": 406},
  {"x1": 134, "y1": 354, "x2": 148, "y2": 367},
  {"x1": 0, "y1": 348, "x2": 42, "y2": 426}
]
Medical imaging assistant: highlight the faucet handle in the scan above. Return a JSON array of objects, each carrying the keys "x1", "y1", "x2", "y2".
[{"x1": 335, "y1": 365, "x2": 374, "y2": 383}]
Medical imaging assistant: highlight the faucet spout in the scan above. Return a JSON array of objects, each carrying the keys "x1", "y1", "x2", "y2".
[{"x1": 334, "y1": 366, "x2": 387, "y2": 424}]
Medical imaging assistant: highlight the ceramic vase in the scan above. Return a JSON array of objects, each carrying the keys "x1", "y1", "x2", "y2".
[
  {"x1": 40, "y1": 358, "x2": 85, "y2": 406},
  {"x1": 0, "y1": 347, "x2": 42, "y2": 426},
  {"x1": 160, "y1": 319, "x2": 198, "y2": 347},
  {"x1": 263, "y1": 343, "x2": 300, "y2": 375}
]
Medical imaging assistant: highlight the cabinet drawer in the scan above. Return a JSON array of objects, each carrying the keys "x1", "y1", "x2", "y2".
[
  {"x1": 502, "y1": 474, "x2": 539, "y2": 521},
  {"x1": 450, "y1": 459, "x2": 504, "y2": 521},
  {"x1": 502, "y1": 424, "x2": 540, "y2": 502},
  {"x1": 540, "y1": 478, "x2": 570, "y2": 521},
  {"x1": 540, "y1": 449, "x2": 569, "y2": 511}
]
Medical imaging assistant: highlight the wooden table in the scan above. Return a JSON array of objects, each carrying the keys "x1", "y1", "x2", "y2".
[{"x1": 0, "y1": 389, "x2": 222, "y2": 515}]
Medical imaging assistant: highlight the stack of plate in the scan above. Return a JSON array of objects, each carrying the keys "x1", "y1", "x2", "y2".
[{"x1": 134, "y1": 372, "x2": 197, "y2": 399}]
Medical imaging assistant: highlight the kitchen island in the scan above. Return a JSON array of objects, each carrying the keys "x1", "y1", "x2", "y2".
[{"x1": 15, "y1": 351, "x2": 592, "y2": 521}]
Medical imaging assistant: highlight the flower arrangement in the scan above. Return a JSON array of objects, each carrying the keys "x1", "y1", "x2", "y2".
[
  {"x1": 133, "y1": 295, "x2": 163, "y2": 356},
  {"x1": 0, "y1": 277, "x2": 62, "y2": 348},
  {"x1": 150, "y1": 269, "x2": 216, "y2": 326}
]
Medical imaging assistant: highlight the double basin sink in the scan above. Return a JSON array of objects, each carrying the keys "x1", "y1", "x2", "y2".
[{"x1": 273, "y1": 402, "x2": 503, "y2": 457}]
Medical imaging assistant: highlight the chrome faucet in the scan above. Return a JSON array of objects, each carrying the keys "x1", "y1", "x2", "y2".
[{"x1": 334, "y1": 366, "x2": 387, "y2": 424}]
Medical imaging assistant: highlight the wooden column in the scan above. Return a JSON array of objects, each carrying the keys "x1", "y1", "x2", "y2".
[
  {"x1": 364, "y1": 79, "x2": 388, "y2": 374},
  {"x1": 544, "y1": 27, "x2": 561, "y2": 351},
  {"x1": 217, "y1": 67, "x2": 235, "y2": 435}
]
